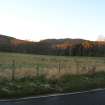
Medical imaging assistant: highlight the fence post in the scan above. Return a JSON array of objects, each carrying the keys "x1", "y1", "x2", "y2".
[
  {"x1": 74, "y1": 59, "x2": 79, "y2": 74},
  {"x1": 58, "y1": 62, "x2": 61, "y2": 74},
  {"x1": 36, "y1": 64, "x2": 40, "y2": 77},
  {"x1": 12, "y1": 60, "x2": 15, "y2": 81}
]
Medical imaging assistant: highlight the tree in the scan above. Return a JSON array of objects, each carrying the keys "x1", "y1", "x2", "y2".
[{"x1": 82, "y1": 41, "x2": 93, "y2": 56}]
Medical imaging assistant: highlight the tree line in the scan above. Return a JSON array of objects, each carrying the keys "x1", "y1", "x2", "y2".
[{"x1": 0, "y1": 36, "x2": 105, "y2": 57}]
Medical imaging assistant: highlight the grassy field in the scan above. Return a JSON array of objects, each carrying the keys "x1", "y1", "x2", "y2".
[
  {"x1": 0, "y1": 52, "x2": 105, "y2": 79},
  {"x1": 0, "y1": 52, "x2": 105, "y2": 98}
]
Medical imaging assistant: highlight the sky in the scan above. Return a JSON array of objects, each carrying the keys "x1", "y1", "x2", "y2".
[{"x1": 0, "y1": 0, "x2": 105, "y2": 41}]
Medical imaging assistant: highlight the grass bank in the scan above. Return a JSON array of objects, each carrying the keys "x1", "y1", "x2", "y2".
[{"x1": 0, "y1": 72, "x2": 105, "y2": 99}]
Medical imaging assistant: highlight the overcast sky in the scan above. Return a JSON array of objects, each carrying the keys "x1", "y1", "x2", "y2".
[{"x1": 0, "y1": 0, "x2": 104, "y2": 41}]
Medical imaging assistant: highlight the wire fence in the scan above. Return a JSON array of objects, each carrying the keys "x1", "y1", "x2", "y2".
[{"x1": 0, "y1": 59, "x2": 105, "y2": 80}]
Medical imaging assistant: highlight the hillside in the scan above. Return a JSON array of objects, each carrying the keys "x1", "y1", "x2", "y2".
[
  {"x1": 0, "y1": 34, "x2": 105, "y2": 56},
  {"x1": 0, "y1": 35, "x2": 86, "y2": 46},
  {"x1": 40, "y1": 38, "x2": 85, "y2": 45},
  {"x1": 0, "y1": 34, "x2": 31, "y2": 45}
]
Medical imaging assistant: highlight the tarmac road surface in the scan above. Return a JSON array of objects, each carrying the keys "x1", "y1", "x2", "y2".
[{"x1": 0, "y1": 89, "x2": 105, "y2": 105}]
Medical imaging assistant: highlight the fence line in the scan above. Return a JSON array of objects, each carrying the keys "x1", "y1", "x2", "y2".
[{"x1": 0, "y1": 59, "x2": 104, "y2": 80}]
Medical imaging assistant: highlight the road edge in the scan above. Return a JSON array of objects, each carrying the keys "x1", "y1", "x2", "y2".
[{"x1": 0, "y1": 88, "x2": 105, "y2": 102}]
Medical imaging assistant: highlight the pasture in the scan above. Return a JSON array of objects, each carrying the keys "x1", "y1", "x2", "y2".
[{"x1": 0, "y1": 52, "x2": 105, "y2": 79}]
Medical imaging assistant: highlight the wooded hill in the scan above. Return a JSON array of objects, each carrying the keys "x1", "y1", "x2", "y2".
[{"x1": 0, "y1": 34, "x2": 105, "y2": 57}]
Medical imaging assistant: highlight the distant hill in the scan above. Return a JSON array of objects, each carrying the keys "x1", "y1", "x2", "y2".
[
  {"x1": 0, "y1": 34, "x2": 12, "y2": 45},
  {"x1": 40, "y1": 38, "x2": 86, "y2": 46},
  {"x1": 0, "y1": 34, "x2": 31, "y2": 45},
  {"x1": 0, "y1": 34, "x2": 87, "y2": 49},
  {"x1": 0, "y1": 34, "x2": 86, "y2": 46},
  {"x1": 0, "y1": 34, "x2": 105, "y2": 56},
  {"x1": 0, "y1": 34, "x2": 33, "y2": 52}
]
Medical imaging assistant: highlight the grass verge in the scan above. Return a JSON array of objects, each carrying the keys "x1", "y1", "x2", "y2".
[{"x1": 0, "y1": 72, "x2": 105, "y2": 99}]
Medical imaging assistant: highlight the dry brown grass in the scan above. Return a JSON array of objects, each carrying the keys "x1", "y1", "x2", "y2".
[{"x1": 0, "y1": 52, "x2": 105, "y2": 79}]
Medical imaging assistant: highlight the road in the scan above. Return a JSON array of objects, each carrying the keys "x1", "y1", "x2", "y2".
[{"x1": 0, "y1": 89, "x2": 105, "y2": 105}]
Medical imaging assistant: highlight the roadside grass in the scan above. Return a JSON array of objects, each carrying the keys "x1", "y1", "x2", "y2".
[{"x1": 0, "y1": 72, "x2": 105, "y2": 99}]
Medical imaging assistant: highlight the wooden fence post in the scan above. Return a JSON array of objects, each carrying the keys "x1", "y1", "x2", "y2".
[
  {"x1": 58, "y1": 62, "x2": 61, "y2": 74},
  {"x1": 12, "y1": 60, "x2": 15, "y2": 81},
  {"x1": 74, "y1": 59, "x2": 79, "y2": 74},
  {"x1": 36, "y1": 64, "x2": 40, "y2": 77}
]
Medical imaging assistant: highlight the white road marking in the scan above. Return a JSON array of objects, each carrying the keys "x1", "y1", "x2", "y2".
[{"x1": 0, "y1": 88, "x2": 105, "y2": 102}]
